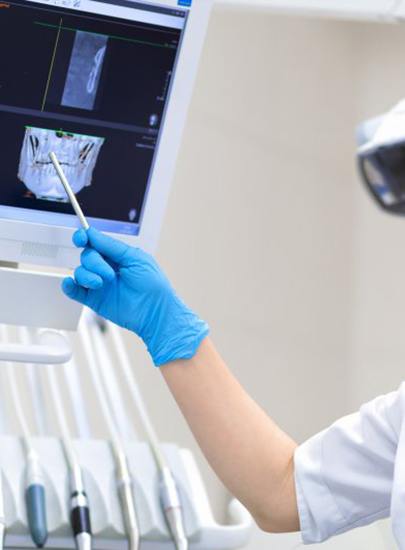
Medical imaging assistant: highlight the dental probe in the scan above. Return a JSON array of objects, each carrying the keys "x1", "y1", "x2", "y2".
[
  {"x1": 45, "y1": 362, "x2": 92, "y2": 550},
  {"x1": 0, "y1": 327, "x2": 48, "y2": 548},
  {"x1": 80, "y1": 319, "x2": 140, "y2": 550},
  {"x1": 108, "y1": 322, "x2": 189, "y2": 550},
  {"x1": 49, "y1": 152, "x2": 90, "y2": 231}
]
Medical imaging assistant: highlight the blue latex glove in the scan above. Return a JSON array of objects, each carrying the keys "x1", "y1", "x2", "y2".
[{"x1": 62, "y1": 227, "x2": 209, "y2": 366}]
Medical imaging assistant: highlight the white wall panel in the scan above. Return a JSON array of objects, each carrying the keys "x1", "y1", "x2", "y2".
[{"x1": 215, "y1": 0, "x2": 397, "y2": 22}]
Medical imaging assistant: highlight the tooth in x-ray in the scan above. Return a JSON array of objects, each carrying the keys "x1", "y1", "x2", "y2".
[
  {"x1": 62, "y1": 31, "x2": 108, "y2": 110},
  {"x1": 18, "y1": 127, "x2": 104, "y2": 202}
]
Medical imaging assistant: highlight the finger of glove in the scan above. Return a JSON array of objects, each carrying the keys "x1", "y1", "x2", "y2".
[
  {"x1": 81, "y1": 248, "x2": 115, "y2": 282},
  {"x1": 74, "y1": 266, "x2": 103, "y2": 290},
  {"x1": 73, "y1": 228, "x2": 89, "y2": 248},
  {"x1": 62, "y1": 277, "x2": 89, "y2": 305},
  {"x1": 87, "y1": 227, "x2": 129, "y2": 264}
]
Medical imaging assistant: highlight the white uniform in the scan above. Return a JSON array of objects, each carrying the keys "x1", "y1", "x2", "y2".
[{"x1": 294, "y1": 383, "x2": 405, "y2": 547}]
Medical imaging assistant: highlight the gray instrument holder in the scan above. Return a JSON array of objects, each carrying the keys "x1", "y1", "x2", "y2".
[{"x1": 0, "y1": 436, "x2": 252, "y2": 549}]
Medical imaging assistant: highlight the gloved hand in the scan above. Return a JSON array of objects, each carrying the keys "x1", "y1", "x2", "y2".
[{"x1": 62, "y1": 227, "x2": 209, "y2": 366}]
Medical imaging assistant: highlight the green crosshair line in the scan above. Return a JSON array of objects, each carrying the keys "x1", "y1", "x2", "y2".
[
  {"x1": 34, "y1": 21, "x2": 176, "y2": 49},
  {"x1": 41, "y1": 17, "x2": 63, "y2": 111}
]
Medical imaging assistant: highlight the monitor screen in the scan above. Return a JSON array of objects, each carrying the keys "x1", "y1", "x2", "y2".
[{"x1": 0, "y1": 0, "x2": 187, "y2": 236}]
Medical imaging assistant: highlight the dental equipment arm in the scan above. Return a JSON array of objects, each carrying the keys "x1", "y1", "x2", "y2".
[
  {"x1": 45, "y1": 361, "x2": 92, "y2": 550},
  {"x1": 162, "y1": 338, "x2": 299, "y2": 534},
  {"x1": 109, "y1": 322, "x2": 188, "y2": 550},
  {"x1": 80, "y1": 321, "x2": 140, "y2": 550},
  {"x1": 64, "y1": 227, "x2": 299, "y2": 533},
  {"x1": 1, "y1": 326, "x2": 48, "y2": 548}
]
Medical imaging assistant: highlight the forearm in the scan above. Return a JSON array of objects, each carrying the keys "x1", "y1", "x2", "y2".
[
  {"x1": 161, "y1": 337, "x2": 300, "y2": 533},
  {"x1": 64, "y1": 229, "x2": 299, "y2": 531}
]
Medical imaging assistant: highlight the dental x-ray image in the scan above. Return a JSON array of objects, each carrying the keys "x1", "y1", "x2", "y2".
[
  {"x1": 62, "y1": 32, "x2": 108, "y2": 111},
  {"x1": 18, "y1": 127, "x2": 104, "y2": 202}
]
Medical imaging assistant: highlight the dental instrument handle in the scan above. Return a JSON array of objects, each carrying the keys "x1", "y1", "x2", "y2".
[
  {"x1": 25, "y1": 450, "x2": 48, "y2": 548},
  {"x1": 49, "y1": 152, "x2": 90, "y2": 231},
  {"x1": 2, "y1": 326, "x2": 48, "y2": 548},
  {"x1": 160, "y1": 466, "x2": 188, "y2": 550},
  {"x1": 70, "y1": 491, "x2": 92, "y2": 550},
  {"x1": 117, "y1": 483, "x2": 139, "y2": 550},
  {"x1": 109, "y1": 323, "x2": 188, "y2": 549},
  {"x1": 113, "y1": 442, "x2": 140, "y2": 550},
  {"x1": 68, "y1": 452, "x2": 92, "y2": 550},
  {"x1": 2, "y1": 327, "x2": 48, "y2": 548},
  {"x1": 25, "y1": 484, "x2": 47, "y2": 549},
  {"x1": 80, "y1": 318, "x2": 140, "y2": 549},
  {"x1": 45, "y1": 359, "x2": 92, "y2": 550}
]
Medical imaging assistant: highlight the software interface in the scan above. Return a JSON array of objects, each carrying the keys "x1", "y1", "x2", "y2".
[{"x1": 0, "y1": 0, "x2": 186, "y2": 235}]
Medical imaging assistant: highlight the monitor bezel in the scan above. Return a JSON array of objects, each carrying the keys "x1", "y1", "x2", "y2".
[{"x1": 0, "y1": 0, "x2": 213, "y2": 267}]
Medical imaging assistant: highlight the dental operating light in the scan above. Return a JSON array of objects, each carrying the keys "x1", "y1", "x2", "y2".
[{"x1": 357, "y1": 99, "x2": 405, "y2": 215}]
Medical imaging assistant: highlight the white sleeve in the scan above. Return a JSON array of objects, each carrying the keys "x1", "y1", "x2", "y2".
[{"x1": 294, "y1": 385, "x2": 405, "y2": 544}]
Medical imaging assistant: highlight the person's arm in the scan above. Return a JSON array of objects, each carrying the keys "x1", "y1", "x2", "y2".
[
  {"x1": 62, "y1": 227, "x2": 299, "y2": 532},
  {"x1": 64, "y1": 228, "x2": 403, "y2": 545},
  {"x1": 161, "y1": 337, "x2": 299, "y2": 533}
]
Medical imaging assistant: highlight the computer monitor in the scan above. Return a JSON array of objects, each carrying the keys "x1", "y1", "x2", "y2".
[{"x1": 0, "y1": 0, "x2": 212, "y2": 267}]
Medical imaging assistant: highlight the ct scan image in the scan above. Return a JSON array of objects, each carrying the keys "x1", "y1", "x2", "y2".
[
  {"x1": 62, "y1": 32, "x2": 108, "y2": 111},
  {"x1": 18, "y1": 126, "x2": 105, "y2": 202}
]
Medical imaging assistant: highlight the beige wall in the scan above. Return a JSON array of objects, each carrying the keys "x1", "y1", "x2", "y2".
[
  {"x1": 158, "y1": 7, "x2": 356, "y2": 442},
  {"x1": 348, "y1": 23, "x2": 405, "y2": 407},
  {"x1": 122, "y1": 6, "x2": 405, "y2": 549}
]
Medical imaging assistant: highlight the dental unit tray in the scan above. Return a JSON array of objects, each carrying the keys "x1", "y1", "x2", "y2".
[{"x1": 0, "y1": 436, "x2": 252, "y2": 550}]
